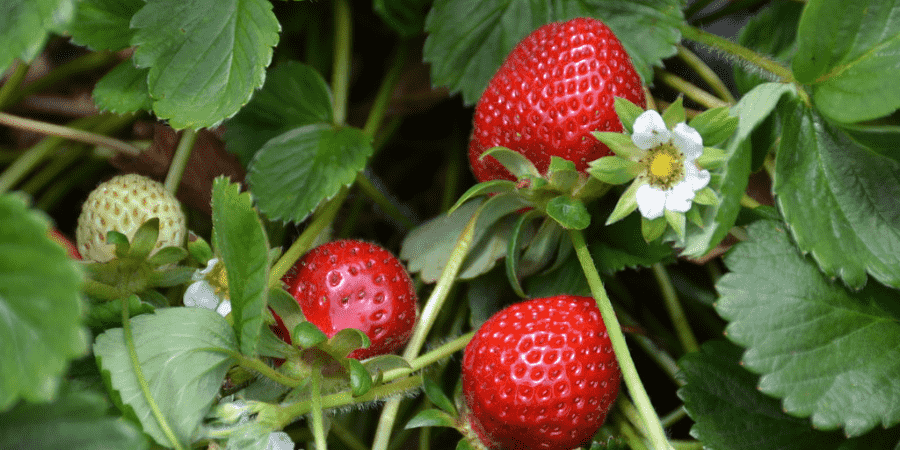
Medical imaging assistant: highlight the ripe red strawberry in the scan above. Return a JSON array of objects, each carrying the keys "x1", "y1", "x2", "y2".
[
  {"x1": 469, "y1": 17, "x2": 645, "y2": 182},
  {"x1": 281, "y1": 239, "x2": 418, "y2": 360},
  {"x1": 462, "y1": 295, "x2": 620, "y2": 450}
]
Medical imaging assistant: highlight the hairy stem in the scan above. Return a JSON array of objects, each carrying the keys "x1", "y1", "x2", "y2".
[
  {"x1": 569, "y1": 229, "x2": 673, "y2": 450},
  {"x1": 654, "y1": 69, "x2": 730, "y2": 110},
  {"x1": 678, "y1": 23, "x2": 795, "y2": 83},
  {"x1": 652, "y1": 263, "x2": 699, "y2": 353},
  {"x1": 164, "y1": 129, "x2": 198, "y2": 195},
  {"x1": 676, "y1": 45, "x2": 736, "y2": 104},
  {"x1": 310, "y1": 373, "x2": 328, "y2": 450},
  {"x1": 121, "y1": 295, "x2": 185, "y2": 450}
]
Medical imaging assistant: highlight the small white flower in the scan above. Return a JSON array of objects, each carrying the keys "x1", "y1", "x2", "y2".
[
  {"x1": 631, "y1": 110, "x2": 710, "y2": 220},
  {"x1": 183, "y1": 258, "x2": 231, "y2": 317}
]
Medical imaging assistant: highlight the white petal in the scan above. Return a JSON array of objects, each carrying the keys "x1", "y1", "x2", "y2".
[
  {"x1": 636, "y1": 183, "x2": 666, "y2": 219},
  {"x1": 665, "y1": 181, "x2": 696, "y2": 213},
  {"x1": 631, "y1": 110, "x2": 671, "y2": 150},
  {"x1": 266, "y1": 432, "x2": 294, "y2": 450},
  {"x1": 672, "y1": 123, "x2": 704, "y2": 160},
  {"x1": 216, "y1": 300, "x2": 232, "y2": 317},
  {"x1": 184, "y1": 281, "x2": 220, "y2": 310},
  {"x1": 683, "y1": 162, "x2": 711, "y2": 190},
  {"x1": 195, "y1": 258, "x2": 219, "y2": 280}
]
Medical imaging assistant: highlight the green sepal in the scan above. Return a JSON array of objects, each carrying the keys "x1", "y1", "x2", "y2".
[
  {"x1": 662, "y1": 96, "x2": 686, "y2": 129},
  {"x1": 327, "y1": 328, "x2": 371, "y2": 359},
  {"x1": 588, "y1": 156, "x2": 641, "y2": 185},
  {"x1": 347, "y1": 359, "x2": 372, "y2": 397},
  {"x1": 448, "y1": 180, "x2": 517, "y2": 215},
  {"x1": 292, "y1": 322, "x2": 327, "y2": 349},
  {"x1": 696, "y1": 147, "x2": 727, "y2": 170},
  {"x1": 591, "y1": 132, "x2": 643, "y2": 159},
  {"x1": 545, "y1": 196, "x2": 590, "y2": 230},
  {"x1": 665, "y1": 209, "x2": 687, "y2": 241},
  {"x1": 548, "y1": 156, "x2": 576, "y2": 173},
  {"x1": 547, "y1": 157, "x2": 579, "y2": 192},
  {"x1": 146, "y1": 265, "x2": 194, "y2": 288},
  {"x1": 187, "y1": 232, "x2": 213, "y2": 265},
  {"x1": 693, "y1": 187, "x2": 719, "y2": 206},
  {"x1": 269, "y1": 287, "x2": 305, "y2": 337},
  {"x1": 479, "y1": 146, "x2": 540, "y2": 179},
  {"x1": 690, "y1": 107, "x2": 739, "y2": 146},
  {"x1": 606, "y1": 179, "x2": 642, "y2": 225},
  {"x1": 686, "y1": 206, "x2": 704, "y2": 228},
  {"x1": 146, "y1": 246, "x2": 188, "y2": 267},
  {"x1": 614, "y1": 97, "x2": 646, "y2": 134},
  {"x1": 405, "y1": 408, "x2": 457, "y2": 429},
  {"x1": 456, "y1": 438, "x2": 475, "y2": 450},
  {"x1": 519, "y1": 218, "x2": 566, "y2": 277},
  {"x1": 362, "y1": 355, "x2": 412, "y2": 380},
  {"x1": 641, "y1": 216, "x2": 667, "y2": 242},
  {"x1": 423, "y1": 376, "x2": 457, "y2": 416},
  {"x1": 107, "y1": 231, "x2": 130, "y2": 258},
  {"x1": 128, "y1": 218, "x2": 161, "y2": 261},
  {"x1": 506, "y1": 210, "x2": 541, "y2": 298}
]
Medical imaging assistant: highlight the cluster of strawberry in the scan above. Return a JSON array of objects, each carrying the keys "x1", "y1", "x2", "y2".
[{"x1": 69, "y1": 16, "x2": 638, "y2": 450}]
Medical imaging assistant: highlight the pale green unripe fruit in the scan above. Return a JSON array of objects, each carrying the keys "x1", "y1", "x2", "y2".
[{"x1": 76, "y1": 174, "x2": 187, "y2": 263}]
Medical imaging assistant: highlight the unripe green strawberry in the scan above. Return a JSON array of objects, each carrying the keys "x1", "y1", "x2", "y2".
[
  {"x1": 76, "y1": 174, "x2": 187, "y2": 262},
  {"x1": 469, "y1": 17, "x2": 645, "y2": 182}
]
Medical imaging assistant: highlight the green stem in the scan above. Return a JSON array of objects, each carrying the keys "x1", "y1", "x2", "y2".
[
  {"x1": 268, "y1": 187, "x2": 349, "y2": 289},
  {"x1": 613, "y1": 409, "x2": 651, "y2": 450},
  {"x1": 382, "y1": 331, "x2": 475, "y2": 383},
  {"x1": 328, "y1": 420, "x2": 368, "y2": 450},
  {"x1": 651, "y1": 263, "x2": 699, "y2": 354},
  {"x1": 569, "y1": 229, "x2": 673, "y2": 450},
  {"x1": 660, "y1": 406, "x2": 689, "y2": 428},
  {"x1": 355, "y1": 171, "x2": 415, "y2": 229},
  {"x1": 362, "y1": 41, "x2": 409, "y2": 138},
  {"x1": 310, "y1": 374, "x2": 328, "y2": 450},
  {"x1": 677, "y1": 23, "x2": 795, "y2": 83},
  {"x1": 672, "y1": 440, "x2": 704, "y2": 450},
  {"x1": 228, "y1": 351, "x2": 304, "y2": 388},
  {"x1": 740, "y1": 193, "x2": 761, "y2": 209},
  {"x1": 121, "y1": 296, "x2": 185, "y2": 450},
  {"x1": 676, "y1": 45, "x2": 736, "y2": 104},
  {"x1": 683, "y1": 0, "x2": 716, "y2": 19},
  {"x1": 2, "y1": 51, "x2": 118, "y2": 110},
  {"x1": 19, "y1": 144, "x2": 86, "y2": 196},
  {"x1": 654, "y1": 69, "x2": 729, "y2": 110},
  {"x1": 0, "y1": 112, "x2": 142, "y2": 156},
  {"x1": 372, "y1": 203, "x2": 484, "y2": 450},
  {"x1": 164, "y1": 129, "x2": 198, "y2": 195},
  {"x1": 0, "y1": 61, "x2": 29, "y2": 110},
  {"x1": 331, "y1": 0, "x2": 352, "y2": 125}
]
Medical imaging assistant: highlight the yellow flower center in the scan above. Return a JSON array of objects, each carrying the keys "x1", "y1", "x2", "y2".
[
  {"x1": 650, "y1": 153, "x2": 678, "y2": 178},
  {"x1": 640, "y1": 143, "x2": 685, "y2": 190},
  {"x1": 206, "y1": 261, "x2": 231, "y2": 299}
]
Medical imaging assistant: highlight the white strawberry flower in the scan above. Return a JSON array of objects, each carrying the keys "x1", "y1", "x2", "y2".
[
  {"x1": 631, "y1": 110, "x2": 710, "y2": 220},
  {"x1": 183, "y1": 258, "x2": 231, "y2": 317}
]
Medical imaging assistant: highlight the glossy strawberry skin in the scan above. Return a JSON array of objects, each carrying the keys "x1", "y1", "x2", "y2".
[
  {"x1": 469, "y1": 17, "x2": 645, "y2": 182},
  {"x1": 462, "y1": 295, "x2": 620, "y2": 450},
  {"x1": 281, "y1": 240, "x2": 418, "y2": 360}
]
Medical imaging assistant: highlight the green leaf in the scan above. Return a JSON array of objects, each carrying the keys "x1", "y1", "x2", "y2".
[
  {"x1": 545, "y1": 196, "x2": 590, "y2": 230},
  {"x1": 688, "y1": 106, "x2": 738, "y2": 147},
  {"x1": 0, "y1": 0, "x2": 74, "y2": 75},
  {"x1": 248, "y1": 124, "x2": 373, "y2": 223},
  {"x1": 223, "y1": 61, "x2": 333, "y2": 167},
  {"x1": 0, "y1": 193, "x2": 88, "y2": 411},
  {"x1": 424, "y1": 376, "x2": 457, "y2": 416},
  {"x1": 92, "y1": 60, "x2": 153, "y2": 115},
  {"x1": 94, "y1": 307, "x2": 238, "y2": 447},
  {"x1": 423, "y1": 0, "x2": 682, "y2": 105},
  {"x1": 69, "y1": 0, "x2": 142, "y2": 51},
  {"x1": 293, "y1": 321, "x2": 327, "y2": 349},
  {"x1": 0, "y1": 389, "x2": 148, "y2": 450},
  {"x1": 373, "y1": 0, "x2": 430, "y2": 37},
  {"x1": 592, "y1": 210, "x2": 673, "y2": 273},
  {"x1": 680, "y1": 82, "x2": 795, "y2": 258},
  {"x1": 401, "y1": 195, "x2": 528, "y2": 283},
  {"x1": 774, "y1": 99, "x2": 900, "y2": 289},
  {"x1": 405, "y1": 408, "x2": 457, "y2": 429},
  {"x1": 839, "y1": 123, "x2": 900, "y2": 164},
  {"x1": 679, "y1": 340, "x2": 900, "y2": 450},
  {"x1": 792, "y1": 0, "x2": 900, "y2": 122},
  {"x1": 212, "y1": 177, "x2": 271, "y2": 356},
  {"x1": 130, "y1": 0, "x2": 280, "y2": 129},
  {"x1": 716, "y1": 220, "x2": 900, "y2": 436}
]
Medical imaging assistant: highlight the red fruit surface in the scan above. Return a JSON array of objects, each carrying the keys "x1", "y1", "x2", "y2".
[
  {"x1": 281, "y1": 239, "x2": 418, "y2": 360},
  {"x1": 462, "y1": 295, "x2": 620, "y2": 450},
  {"x1": 469, "y1": 17, "x2": 645, "y2": 182}
]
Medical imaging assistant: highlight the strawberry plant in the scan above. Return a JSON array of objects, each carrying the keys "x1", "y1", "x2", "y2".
[{"x1": 1, "y1": 1, "x2": 899, "y2": 450}]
